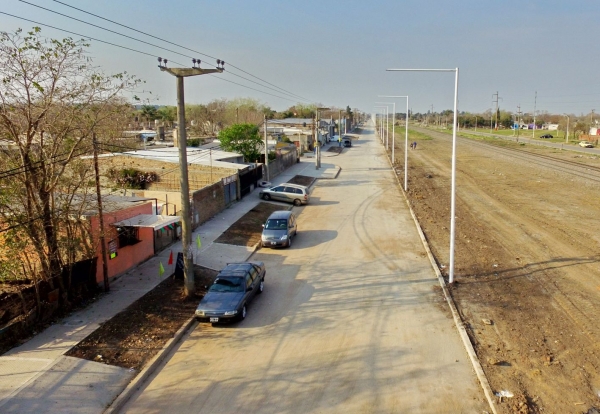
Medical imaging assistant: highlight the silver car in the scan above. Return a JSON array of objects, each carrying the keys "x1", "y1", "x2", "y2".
[
  {"x1": 260, "y1": 183, "x2": 310, "y2": 206},
  {"x1": 261, "y1": 210, "x2": 297, "y2": 248}
]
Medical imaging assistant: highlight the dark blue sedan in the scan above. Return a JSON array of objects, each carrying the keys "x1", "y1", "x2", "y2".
[{"x1": 195, "y1": 262, "x2": 265, "y2": 324}]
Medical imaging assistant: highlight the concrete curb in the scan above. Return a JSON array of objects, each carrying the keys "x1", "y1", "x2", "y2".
[
  {"x1": 383, "y1": 147, "x2": 498, "y2": 414},
  {"x1": 104, "y1": 316, "x2": 197, "y2": 414}
]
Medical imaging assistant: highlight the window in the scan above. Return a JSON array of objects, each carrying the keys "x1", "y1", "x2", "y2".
[
  {"x1": 245, "y1": 273, "x2": 253, "y2": 289},
  {"x1": 117, "y1": 226, "x2": 140, "y2": 248}
]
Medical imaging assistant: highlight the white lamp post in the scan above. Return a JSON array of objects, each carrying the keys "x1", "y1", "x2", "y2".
[
  {"x1": 376, "y1": 102, "x2": 395, "y2": 150},
  {"x1": 379, "y1": 95, "x2": 409, "y2": 191},
  {"x1": 386, "y1": 68, "x2": 459, "y2": 284},
  {"x1": 374, "y1": 106, "x2": 387, "y2": 144}
]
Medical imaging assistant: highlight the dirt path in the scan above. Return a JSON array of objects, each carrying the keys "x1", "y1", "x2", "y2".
[{"x1": 395, "y1": 127, "x2": 600, "y2": 413}]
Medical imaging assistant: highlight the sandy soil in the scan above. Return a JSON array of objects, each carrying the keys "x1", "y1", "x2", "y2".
[{"x1": 395, "y1": 127, "x2": 600, "y2": 413}]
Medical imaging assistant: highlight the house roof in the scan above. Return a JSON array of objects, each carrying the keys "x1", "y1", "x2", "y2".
[
  {"x1": 111, "y1": 214, "x2": 181, "y2": 230},
  {"x1": 113, "y1": 147, "x2": 250, "y2": 171}
]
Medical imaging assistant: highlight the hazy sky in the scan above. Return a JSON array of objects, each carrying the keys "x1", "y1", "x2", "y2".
[{"x1": 2, "y1": 0, "x2": 599, "y2": 116}]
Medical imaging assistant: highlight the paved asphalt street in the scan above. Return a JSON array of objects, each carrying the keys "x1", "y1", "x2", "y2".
[{"x1": 119, "y1": 125, "x2": 488, "y2": 413}]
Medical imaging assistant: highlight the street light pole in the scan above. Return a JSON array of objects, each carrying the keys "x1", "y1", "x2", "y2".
[
  {"x1": 159, "y1": 57, "x2": 223, "y2": 297},
  {"x1": 565, "y1": 114, "x2": 570, "y2": 143},
  {"x1": 379, "y1": 96, "x2": 409, "y2": 191},
  {"x1": 376, "y1": 102, "x2": 395, "y2": 150},
  {"x1": 386, "y1": 68, "x2": 459, "y2": 284},
  {"x1": 374, "y1": 106, "x2": 387, "y2": 145}
]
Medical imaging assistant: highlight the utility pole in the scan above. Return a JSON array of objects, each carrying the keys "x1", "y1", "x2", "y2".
[
  {"x1": 430, "y1": 104, "x2": 434, "y2": 126},
  {"x1": 591, "y1": 109, "x2": 595, "y2": 126},
  {"x1": 92, "y1": 132, "x2": 109, "y2": 292},
  {"x1": 516, "y1": 105, "x2": 522, "y2": 142},
  {"x1": 532, "y1": 91, "x2": 537, "y2": 139},
  {"x1": 492, "y1": 91, "x2": 500, "y2": 130},
  {"x1": 263, "y1": 115, "x2": 269, "y2": 181},
  {"x1": 158, "y1": 57, "x2": 223, "y2": 298},
  {"x1": 314, "y1": 107, "x2": 330, "y2": 169},
  {"x1": 565, "y1": 114, "x2": 570, "y2": 143}
]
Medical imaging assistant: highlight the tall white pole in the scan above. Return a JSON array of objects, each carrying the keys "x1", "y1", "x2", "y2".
[
  {"x1": 386, "y1": 68, "x2": 459, "y2": 284},
  {"x1": 448, "y1": 68, "x2": 459, "y2": 284},
  {"x1": 532, "y1": 91, "x2": 537, "y2": 139},
  {"x1": 404, "y1": 97, "x2": 408, "y2": 191},
  {"x1": 392, "y1": 102, "x2": 395, "y2": 162}
]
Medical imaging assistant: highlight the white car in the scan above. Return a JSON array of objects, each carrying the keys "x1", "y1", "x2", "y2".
[{"x1": 579, "y1": 141, "x2": 594, "y2": 148}]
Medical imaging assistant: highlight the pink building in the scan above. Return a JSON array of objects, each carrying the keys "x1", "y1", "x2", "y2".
[{"x1": 89, "y1": 197, "x2": 180, "y2": 284}]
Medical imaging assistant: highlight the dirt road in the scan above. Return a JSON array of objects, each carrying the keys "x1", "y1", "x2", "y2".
[
  {"x1": 399, "y1": 127, "x2": 600, "y2": 413},
  {"x1": 119, "y1": 126, "x2": 487, "y2": 413}
]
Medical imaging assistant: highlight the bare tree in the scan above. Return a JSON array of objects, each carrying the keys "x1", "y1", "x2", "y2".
[{"x1": 0, "y1": 28, "x2": 140, "y2": 304}]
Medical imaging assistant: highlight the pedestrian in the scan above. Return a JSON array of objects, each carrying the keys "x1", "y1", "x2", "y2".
[
  {"x1": 338, "y1": 135, "x2": 342, "y2": 147},
  {"x1": 412, "y1": 141, "x2": 417, "y2": 150},
  {"x1": 409, "y1": 142, "x2": 414, "y2": 150}
]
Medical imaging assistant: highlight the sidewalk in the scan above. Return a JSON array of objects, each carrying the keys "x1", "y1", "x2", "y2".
[{"x1": 0, "y1": 156, "x2": 340, "y2": 414}]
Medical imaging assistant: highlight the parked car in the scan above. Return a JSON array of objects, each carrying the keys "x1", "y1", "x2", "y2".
[
  {"x1": 579, "y1": 140, "x2": 594, "y2": 148},
  {"x1": 195, "y1": 261, "x2": 266, "y2": 323},
  {"x1": 260, "y1": 183, "x2": 310, "y2": 206},
  {"x1": 540, "y1": 134, "x2": 553, "y2": 139},
  {"x1": 343, "y1": 137, "x2": 352, "y2": 147},
  {"x1": 261, "y1": 210, "x2": 297, "y2": 248}
]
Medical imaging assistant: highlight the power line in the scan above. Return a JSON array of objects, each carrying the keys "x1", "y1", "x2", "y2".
[
  {"x1": 0, "y1": 146, "x2": 92, "y2": 180},
  {"x1": 0, "y1": 11, "x2": 186, "y2": 66},
  {"x1": 4, "y1": 7, "x2": 311, "y2": 103},
  {"x1": 19, "y1": 0, "x2": 203, "y2": 65},
  {"x1": 50, "y1": 0, "x2": 314, "y2": 103}
]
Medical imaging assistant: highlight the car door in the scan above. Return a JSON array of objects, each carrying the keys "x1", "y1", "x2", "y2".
[
  {"x1": 270, "y1": 185, "x2": 284, "y2": 201},
  {"x1": 286, "y1": 186, "x2": 302, "y2": 204},
  {"x1": 245, "y1": 272, "x2": 255, "y2": 301},
  {"x1": 249, "y1": 266, "x2": 260, "y2": 295}
]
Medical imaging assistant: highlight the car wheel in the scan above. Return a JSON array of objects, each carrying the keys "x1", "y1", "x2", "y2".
[
  {"x1": 258, "y1": 279, "x2": 264, "y2": 294},
  {"x1": 240, "y1": 305, "x2": 247, "y2": 321},
  {"x1": 293, "y1": 199, "x2": 302, "y2": 206},
  {"x1": 263, "y1": 194, "x2": 271, "y2": 201}
]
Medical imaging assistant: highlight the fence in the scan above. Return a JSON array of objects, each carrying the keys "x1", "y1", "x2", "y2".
[{"x1": 267, "y1": 146, "x2": 298, "y2": 180}]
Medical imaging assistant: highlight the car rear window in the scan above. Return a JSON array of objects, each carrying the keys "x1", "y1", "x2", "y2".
[{"x1": 209, "y1": 276, "x2": 245, "y2": 292}]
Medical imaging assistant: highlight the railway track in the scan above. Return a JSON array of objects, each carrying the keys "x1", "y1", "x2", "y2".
[{"x1": 417, "y1": 127, "x2": 600, "y2": 184}]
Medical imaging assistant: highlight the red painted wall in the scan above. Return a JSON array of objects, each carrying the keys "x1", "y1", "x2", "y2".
[{"x1": 90, "y1": 202, "x2": 154, "y2": 284}]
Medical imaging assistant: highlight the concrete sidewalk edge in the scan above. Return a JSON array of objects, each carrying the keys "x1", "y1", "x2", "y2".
[
  {"x1": 383, "y1": 146, "x2": 498, "y2": 414},
  {"x1": 104, "y1": 316, "x2": 197, "y2": 414}
]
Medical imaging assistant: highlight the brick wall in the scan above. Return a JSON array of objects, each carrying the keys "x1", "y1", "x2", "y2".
[{"x1": 191, "y1": 181, "x2": 227, "y2": 229}]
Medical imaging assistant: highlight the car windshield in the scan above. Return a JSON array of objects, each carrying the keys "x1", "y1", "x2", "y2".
[
  {"x1": 209, "y1": 276, "x2": 244, "y2": 293},
  {"x1": 265, "y1": 219, "x2": 287, "y2": 230}
]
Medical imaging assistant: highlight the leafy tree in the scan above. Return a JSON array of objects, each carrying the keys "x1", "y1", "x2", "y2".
[
  {"x1": 140, "y1": 105, "x2": 158, "y2": 121},
  {"x1": 218, "y1": 123, "x2": 262, "y2": 162},
  {"x1": 0, "y1": 28, "x2": 140, "y2": 302},
  {"x1": 157, "y1": 106, "x2": 176, "y2": 124}
]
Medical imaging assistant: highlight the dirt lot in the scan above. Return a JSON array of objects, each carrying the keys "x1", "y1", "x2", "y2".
[
  {"x1": 397, "y1": 127, "x2": 600, "y2": 413},
  {"x1": 66, "y1": 193, "x2": 310, "y2": 371},
  {"x1": 66, "y1": 267, "x2": 217, "y2": 371}
]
